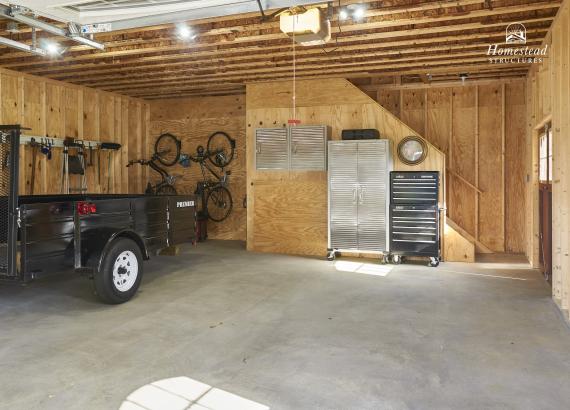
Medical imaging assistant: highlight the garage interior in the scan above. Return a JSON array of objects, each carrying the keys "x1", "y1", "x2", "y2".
[{"x1": 0, "y1": 0, "x2": 570, "y2": 409}]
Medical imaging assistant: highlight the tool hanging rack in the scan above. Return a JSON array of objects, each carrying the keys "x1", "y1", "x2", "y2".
[{"x1": 19, "y1": 134, "x2": 113, "y2": 149}]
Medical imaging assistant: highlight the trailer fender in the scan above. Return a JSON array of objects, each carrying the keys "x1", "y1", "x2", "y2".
[{"x1": 82, "y1": 229, "x2": 149, "y2": 274}]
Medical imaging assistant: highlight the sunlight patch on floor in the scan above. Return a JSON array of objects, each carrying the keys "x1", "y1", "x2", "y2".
[
  {"x1": 334, "y1": 260, "x2": 393, "y2": 277},
  {"x1": 120, "y1": 377, "x2": 269, "y2": 410}
]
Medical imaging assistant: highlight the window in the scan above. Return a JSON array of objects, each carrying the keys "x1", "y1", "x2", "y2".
[{"x1": 539, "y1": 124, "x2": 552, "y2": 183}]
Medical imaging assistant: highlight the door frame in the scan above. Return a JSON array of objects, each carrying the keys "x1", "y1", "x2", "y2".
[{"x1": 529, "y1": 115, "x2": 552, "y2": 269}]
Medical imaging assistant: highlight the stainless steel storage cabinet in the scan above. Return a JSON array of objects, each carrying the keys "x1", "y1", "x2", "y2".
[
  {"x1": 327, "y1": 140, "x2": 393, "y2": 261},
  {"x1": 255, "y1": 125, "x2": 328, "y2": 171}
]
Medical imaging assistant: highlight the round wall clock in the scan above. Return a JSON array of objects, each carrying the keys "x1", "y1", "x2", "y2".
[{"x1": 397, "y1": 136, "x2": 428, "y2": 165}]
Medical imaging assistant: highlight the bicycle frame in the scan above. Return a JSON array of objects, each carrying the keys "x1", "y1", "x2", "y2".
[
  {"x1": 128, "y1": 155, "x2": 176, "y2": 194},
  {"x1": 193, "y1": 151, "x2": 229, "y2": 187}
]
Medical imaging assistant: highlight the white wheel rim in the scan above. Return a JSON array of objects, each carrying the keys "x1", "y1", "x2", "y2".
[{"x1": 112, "y1": 251, "x2": 139, "y2": 292}]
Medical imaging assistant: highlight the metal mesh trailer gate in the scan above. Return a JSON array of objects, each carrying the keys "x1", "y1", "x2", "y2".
[{"x1": 0, "y1": 125, "x2": 21, "y2": 279}]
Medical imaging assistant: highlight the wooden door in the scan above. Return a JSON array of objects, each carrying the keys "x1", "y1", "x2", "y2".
[{"x1": 538, "y1": 125, "x2": 552, "y2": 283}]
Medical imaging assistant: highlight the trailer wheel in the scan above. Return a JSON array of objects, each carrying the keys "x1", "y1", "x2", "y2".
[{"x1": 94, "y1": 238, "x2": 143, "y2": 304}]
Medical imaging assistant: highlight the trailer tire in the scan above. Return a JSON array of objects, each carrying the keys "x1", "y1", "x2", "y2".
[{"x1": 94, "y1": 238, "x2": 143, "y2": 304}]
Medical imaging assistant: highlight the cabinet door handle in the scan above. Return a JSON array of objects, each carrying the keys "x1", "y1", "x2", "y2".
[
  {"x1": 256, "y1": 143, "x2": 261, "y2": 154},
  {"x1": 352, "y1": 186, "x2": 358, "y2": 204},
  {"x1": 292, "y1": 143, "x2": 298, "y2": 154},
  {"x1": 359, "y1": 187, "x2": 366, "y2": 205}
]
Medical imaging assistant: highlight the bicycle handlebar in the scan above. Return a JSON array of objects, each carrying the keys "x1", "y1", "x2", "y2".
[{"x1": 127, "y1": 159, "x2": 149, "y2": 167}]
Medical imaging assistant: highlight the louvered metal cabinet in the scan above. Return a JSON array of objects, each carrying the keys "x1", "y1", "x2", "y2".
[
  {"x1": 290, "y1": 126, "x2": 328, "y2": 170},
  {"x1": 327, "y1": 140, "x2": 393, "y2": 260},
  {"x1": 255, "y1": 128, "x2": 289, "y2": 170},
  {"x1": 255, "y1": 126, "x2": 328, "y2": 171}
]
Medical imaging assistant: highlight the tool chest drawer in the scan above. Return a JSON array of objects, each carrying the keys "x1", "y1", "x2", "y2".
[
  {"x1": 390, "y1": 204, "x2": 439, "y2": 256},
  {"x1": 390, "y1": 171, "x2": 438, "y2": 205}
]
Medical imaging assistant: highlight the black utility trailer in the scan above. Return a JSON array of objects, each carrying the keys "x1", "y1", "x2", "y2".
[{"x1": 0, "y1": 125, "x2": 196, "y2": 304}]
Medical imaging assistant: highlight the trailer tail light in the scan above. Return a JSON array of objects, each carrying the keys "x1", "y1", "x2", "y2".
[{"x1": 77, "y1": 202, "x2": 97, "y2": 216}]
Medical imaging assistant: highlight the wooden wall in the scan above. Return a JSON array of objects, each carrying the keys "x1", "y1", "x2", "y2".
[
  {"x1": 527, "y1": 0, "x2": 570, "y2": 319},
  {"x1": 150, "y1": 95, "x2": 246, "y2": 241},
  {"x1": 0, "y1": 68, "x2": 149, "y2": 195},
  {"x1": 246, "y1": 78, "x2": 455, "y2": 258},
  {"x1": 372, "y1": 81, "x2": 527, "y2": 254}
]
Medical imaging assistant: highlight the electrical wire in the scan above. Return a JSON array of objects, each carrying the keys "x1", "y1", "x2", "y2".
[
  {"x1": 292, "y1": 14, "x2": 296, "y2": 123},
  {"x1": 321, "y1": 0, "x2": 343, "y2": 55}
]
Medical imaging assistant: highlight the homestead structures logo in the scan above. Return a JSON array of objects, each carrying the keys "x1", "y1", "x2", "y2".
[
  {"x1": 506, "y1": 23, "x2": 526, "y2": 44},
  {"x1": 487, "y1": 23, "x2": 548, "y2": 64}
]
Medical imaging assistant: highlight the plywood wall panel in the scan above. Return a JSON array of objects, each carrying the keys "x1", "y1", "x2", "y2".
[
  {"x1": 46, "y1": 83, "x2": 64, "y2": 138},
  {"x1": 248, "y1": 78, "x2": 371, "y2": 109},
  {"x1": 1, "y1": 74, "x2": 21, "y2": 124},
  {"x1": 366, "y1": 80, "x2": 526, "y2": 254},
  {"x1": 64, "y1": 87, "x2": 80, "y2": 139},
  {"x1": 377, "y1": 89, "x2": 400, "y2": 118},
  {"x1": 150, "y1": 95, "x2": 246, "y2": 241},
  {"x1": 82, "y1": 89, "x2": 99, "y2": 139},
  {"x1": 450, "y1": 87, "x2": 477, "y2": 236},
  {"x1": 113, "y1": 96, "x2": 123, "y2": 194},
  {"x1": 505, "y1": 82, "x2": 527, "y2": 253},
  {"x1": 22, "y1": 78, "x2": 45, "y2": 194},
  {"x1": 478, "y1": 84, "x2": 504, "y2": 252},
  {"x1": 400, "y1": 89, "x2": 426, "y2": 136},
  {"x1": 425, "y1": 88, "x2": 452, "y2": 155},
  {"x1": 526, "y1": 0, "x2": 570, "y2": 319},
  {"x1": 128, "y1": 101, "x2": 142, "y2": 194},
  {"x1": 0, "y1": 68, "x2": 148, "y2": 195},
  {"x1": 246, "y1": 78, "x2": 448, "y2": 258},
  {"x1": 252, "y1": 180, "x2": 327, "y2": 256}
]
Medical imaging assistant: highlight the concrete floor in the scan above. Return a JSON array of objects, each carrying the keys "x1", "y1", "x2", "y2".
[{"x1": 1, "y1": 241, "x2": 570, "y2": 410}]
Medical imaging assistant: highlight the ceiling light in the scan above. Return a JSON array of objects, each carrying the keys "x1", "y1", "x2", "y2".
[
  {"x1": 352, "y1": 6, "x2": 365, "y2": 19},
  {"x1": 176, "y1": 24, "x2": 196, "y2": 40},
  {"x1": 339, "y1": 9, "x2": 348, "y2": 20},
  {"x1": 43, "y1": 41, "x2": 61, "y2": 56}
]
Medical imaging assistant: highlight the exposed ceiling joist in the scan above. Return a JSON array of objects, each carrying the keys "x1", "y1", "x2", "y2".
[{"x1": 0, "y1": 0, "x2": 561, "y2": 99}]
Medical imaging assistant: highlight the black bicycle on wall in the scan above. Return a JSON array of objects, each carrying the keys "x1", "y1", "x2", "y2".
[
  {"x1": 189, "y1": 131, "x2": 236, "y2": 222},
  {"x1": 127, "y1": 133, "x2": 181, "y2": 195}
]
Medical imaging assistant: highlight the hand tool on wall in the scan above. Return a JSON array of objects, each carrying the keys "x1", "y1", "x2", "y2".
[
  {"x1": 63, "y1": 138, "x2": 87, "y2": 193},
  {"x1": 29, "y1": 137, "x2": 39, "y2": 195},
  {"x1": 100, "y1": 142, "x2": 122, "y2": 193},
  {"x1": 97, "y1": 145, "x2": 103, "y2": 188},
  {"x1": 40, "y1": 138, "x2": 52, "y2": 160},
  {"x1": 61, "y1": 142, "x2": 69, "y2": 194}
]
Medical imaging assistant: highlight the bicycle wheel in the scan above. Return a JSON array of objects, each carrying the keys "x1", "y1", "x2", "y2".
[
  {"x1": 206, "y1": 186, "x2": 233, "y2": 222},
  {"x1": 156, "y1": 184, "x2": 178, "y2": 195},
  {"x1": 207, "y1": 131, "x2": 235, "y2": 168},
  {"x1": 155, "y1": 133, "x2": 181, "y2": 167}
]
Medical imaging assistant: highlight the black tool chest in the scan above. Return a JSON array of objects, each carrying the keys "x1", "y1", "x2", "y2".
[{"x1": 390, "y1": 171, "x2": 440, "y2": 266}]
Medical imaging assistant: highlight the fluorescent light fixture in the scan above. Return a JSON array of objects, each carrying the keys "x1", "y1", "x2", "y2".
[{"x1": 339, "y1": 9, "x2": 348, "y2": 20}]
